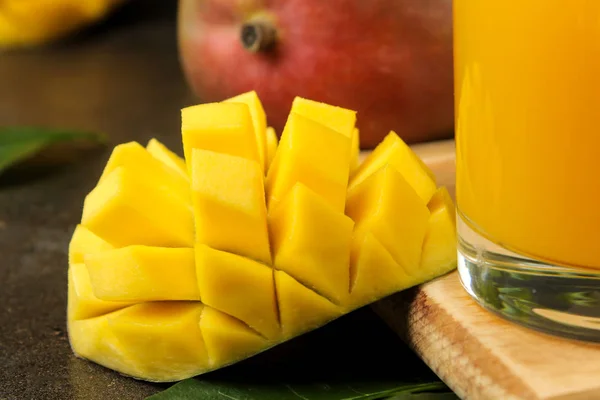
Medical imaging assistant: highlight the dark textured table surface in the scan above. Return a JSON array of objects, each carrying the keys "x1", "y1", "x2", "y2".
[{"x1": 0, "y1": 3, "x2": 441, "y2": 399}]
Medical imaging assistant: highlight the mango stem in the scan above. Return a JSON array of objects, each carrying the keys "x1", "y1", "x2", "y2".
[{"x1": 240, "y1": 16, "x2": 277, "y2": 53}]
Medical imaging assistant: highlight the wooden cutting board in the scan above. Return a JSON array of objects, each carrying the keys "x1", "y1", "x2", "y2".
[{"x1": 366, "y1": 140, "x2": 600, "y2": 400}]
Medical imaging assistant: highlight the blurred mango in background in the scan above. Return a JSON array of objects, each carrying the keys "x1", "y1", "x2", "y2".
[{"x1": 0, "y1": 0, "x2": 125, "y2": 48}]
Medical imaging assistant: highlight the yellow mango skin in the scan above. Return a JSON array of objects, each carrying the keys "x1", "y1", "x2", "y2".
[
  {"x1": 200, "y1": 307, "x2": 270, "y2": 368},
  {"x1": 266, "y1": 112, "x2": 351, "y2": 213},
  {"x1": 181, "y1": 102, "x2": 260, "y2": 172},
  {"x1": 106, "y1": 303, "x2": 209, "y2": 382},
  {"x1": 98, "y1": 142, "x2": 190, "y2": 204},
  {"x1": 346, "y1": 165, "x2": 430, "y2": 273},
  {"x1": 269, "y1": 183, "x2": 354, "y2": 304},
  {"x1": 349, "y1": 131, "x2": 437, "y2": 204},
  {"x1": 195, "y1": 244, "x2": 280, "y2": 340},
  {"x1": 191, "y1": 149, "x2": 271, "y2": 264},
  {"x1": 85, "y1": 246, "x2": 199, "y2": 302},
  {"x1": 275, "y1": 270, "x2": 342, "y2": 339},
  {"x1": 68, "y1": 264, "x2": 133, "y2": 321},
  {"x1": 265, "y1": 126, "x2": 278, "y2": 171},
  {"x1": 224, "y1": 91, "x2": 268, "y2": 172},
  {"x1": 350, "y1": 128, "x2": 361, "y2": 176},
  {"x1": 419, "y1": 187, "x2": 457, "y2": 281},
  {"x1": 68, "y1": 225, "x2": 113, "y2": 265},
  {"x1": 290, "y1": 97, "x2": 356, "y2": 138},
  {"x1": 347, "y1": 232, "x2": 410, "y2": 309},
  {"x1": 81, "y1": 167, "x2": 194, "y2": 248},
  {"x1": 146, "y1": 139, "x2": 188, "y2": 180}
]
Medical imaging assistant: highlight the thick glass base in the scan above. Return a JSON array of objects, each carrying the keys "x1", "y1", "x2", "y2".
[{"x1": 457, "y1": 212, "x2": 600, "y2": 342}]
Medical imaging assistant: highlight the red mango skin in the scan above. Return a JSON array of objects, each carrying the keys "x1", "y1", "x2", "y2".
[{"x1": 178, "y1": 0, "x2": 454, "y2": 148}]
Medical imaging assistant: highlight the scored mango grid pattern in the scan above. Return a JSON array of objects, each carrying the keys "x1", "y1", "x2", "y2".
[{"x1": 67, "y1": 95, "x2": 455, "y2": 383}]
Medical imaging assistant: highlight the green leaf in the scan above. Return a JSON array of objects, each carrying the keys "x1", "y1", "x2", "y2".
[
  {"x1": 388, "y1": 393, "x2": 459, "y2": 400},
  {"x1": 146, "y1": 379, "x2": 450, "y2": 400},
  {"x1": 0, "y1": 126, "x2": 107, "y2": 175}
]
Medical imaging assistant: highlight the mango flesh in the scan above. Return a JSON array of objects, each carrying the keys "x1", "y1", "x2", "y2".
[
  {"x1": 68, "y1": 92, "x2": 457, "y2": 382},
  {"x1": 266, "y1": 112, "x2": 351, "y2": 212},
  {"x1": 224, "y1": 91, "x2": 268, "y2": 172},
  {"x1": 265, "y1": 126, "x2": 278, "y2": 170},
  {"x1": 146, "y1": 138, "x2": 188, "y2": 180},
  {"x1": 349, "y1": 131, "x2": 437, "y2": 203}
]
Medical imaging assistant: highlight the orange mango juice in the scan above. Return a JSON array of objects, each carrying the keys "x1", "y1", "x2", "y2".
[{"x1": 454, "y1": 0, "x2": 600, "y2": 269}]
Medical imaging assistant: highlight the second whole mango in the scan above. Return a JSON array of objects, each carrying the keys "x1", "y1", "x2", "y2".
[{"x1": 177, "y1": 0, "x2": 454, "y2": 148}]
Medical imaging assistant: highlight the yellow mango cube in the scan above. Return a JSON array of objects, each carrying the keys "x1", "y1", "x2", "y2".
[
  {"x1": 275, "y1": 270, "x2": 342, "y2": 338},
  {"x1": 346, "y1": 165, "x2": 430, "y2": 272},
  {"x1": 200, "y1": 307, "x2": 270, "y2": 368},
  {"x1": 290, "y1": 97, "x2": 356, "y2": 138},
  {"x1": 350, "y1": 127, "x2": 361, "y2": 176},
  {"x1": 195, "y1": 245, "x2": 279, "y2": 340},
  {"x1": 68, "y1": 263, "x2": 134, "y2": 321},
  {"x1": 85, "y1": 246, "x2": 199, "y2": 302},
  {"x1": 269, "y1": 183, "x2": 354, "y2": 304},
  {"x1": 224, "y1": 91, "x2": 268, "y2": 172},
  {"x1": 98, "y1": 141, "x2": 190, "y2": 204},
  {"x1": 347, "y1": 231, "x2": 410, "y2": 309},
  {"x1": 265, "y1": 126, "x2": 278, "y2": 171},
  {"x1": 107, "y1": 303, "x2": 208, "y2": 382},
  {"x1": 146, "y1": 138, "x2": 188, "y2": 180},
  {"x1": 181, "y1": 102, "x2": 260, "y2": 172},
  {"x1": 69, "y1": 314, "x2": 144, "y2": 380},
  {"x1": 191, "y1": 149, "x2": 271, "y2": 264},
  {"x1": 266, "y1": 112, "x2": 351, "y2": 212},
  {"x1": 68, "y1": 224, "x2": 113, "y2": 264},
  {"x1": 82, "y1": 167, "x2": 194, "y2": 248},
  {"x1": 349, "y1": 131, "x2": 437, "y2": 203},
  {"x1": 419, "y1": 187, "x2": 457, "y2": 281}
]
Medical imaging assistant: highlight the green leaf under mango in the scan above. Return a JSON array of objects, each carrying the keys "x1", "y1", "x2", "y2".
[
  {"x1": 0, "y1": 126, "x2": 107, "y2": 175},
  {"x1": 147, "y1": 379, "x2": 451, "y2": 400}
]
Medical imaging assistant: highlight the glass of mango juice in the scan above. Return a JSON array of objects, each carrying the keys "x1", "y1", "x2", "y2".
[{"x1": 454, "y1": 0, "x2": 600, "y2": 341}]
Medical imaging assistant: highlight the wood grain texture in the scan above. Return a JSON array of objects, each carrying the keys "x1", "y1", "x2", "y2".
[{"x1": 369, "y1": 139, "x2": 600, "y2": 400}]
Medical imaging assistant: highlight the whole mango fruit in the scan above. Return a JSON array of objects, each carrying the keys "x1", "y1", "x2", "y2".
[
  {"x1": 0, "y1": 0, "x2": 125, "y2": 48},
  {"x1": 177, "y1": 0, "x2": 454, "y2": 148}
]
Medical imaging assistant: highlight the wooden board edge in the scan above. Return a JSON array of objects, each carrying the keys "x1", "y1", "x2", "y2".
[{"x1": 372, "y1": 273, "x2": 537, "y2": 400}]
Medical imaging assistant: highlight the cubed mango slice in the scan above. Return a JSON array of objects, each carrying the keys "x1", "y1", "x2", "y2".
[
  {"x1": 349, "y1": 131, "x2": 437, "y2": 203},
  {"x1": 68, "y1": 263, "x2": 134, "y2": 321},
  {"x1": 275, "y1": 270, "x2": 342, "y2": 338},
  {"x1": 290, "y1": 97, "x2": 356, "y2": 138},
  {"x1": 98, "y1": 141, "x2": 190, "y2": 204},
  {"x1": 265, "y1": 126, "x2": 278, "y2": 171},
  {"x1": 195, "y1": 244, "x2": 279, "y2": 340},
  {"x1": 69, "y1": 313, "x2": 143, "y2": 379},
  {"x1": 200, "y1": 307, "x2": 270, "y2": 368},
  {"x1": 346, "y1": 165, "x2": 430, "y2": 272},
  {"x1": 81, "y1": 167, "x2": 194, "y2": 248},
  {"x1": 266, "y1": 112, "x2": 351, "y2": 212},
  {"x1": 67, "y1": 93, "x2": 457, "y2": 383},
  {"x1": 107, "y1": 303, "x2": 208, "y2": 382},
  {"x1": 181, "y1": 102, "x2": 260, "y2": 171},
  {"x1": 350, "y1": 127, "x2": 360, "y2": 176},
  {"x1": 347, "y1": 232, "x2": 409, "y2": 309},
  {"x1": 224, "y1": 91, "x2": 268, "y2": 172},
  {"x1": 68, "y1": 224, "x2": 113, "y2": 264},
  {"x1": 85, "y1": 246, "x2": 199, "y2": 302},
  {"x1": 146, "y1": 138, "x2": 188, "y2": 180},
  {"x1": 191, "y1": 148, "x2": 271, "y2": 264},
  {"x1": 419, "y1": 187, "x2": 457, "y2": 281},
  {"x1": 269, "y1": 183, "x2": 353, "y2": 304}
]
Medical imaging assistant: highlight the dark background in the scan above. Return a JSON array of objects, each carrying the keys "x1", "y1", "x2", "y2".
[{"x1": 0, "y1": 2, "x2": 438, "y2": 399}]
